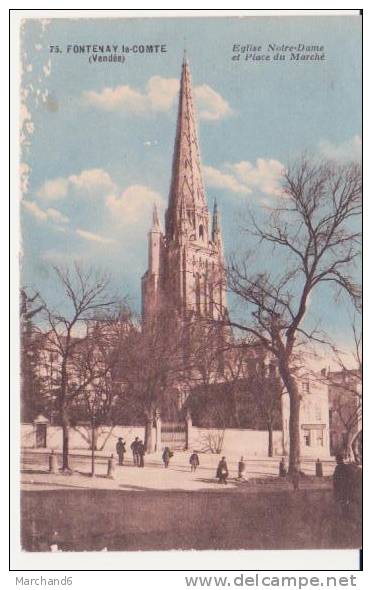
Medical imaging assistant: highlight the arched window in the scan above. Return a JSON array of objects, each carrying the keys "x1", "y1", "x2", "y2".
[{"x1": 199, "y1": 224, "x2": 204, "y2": 239}]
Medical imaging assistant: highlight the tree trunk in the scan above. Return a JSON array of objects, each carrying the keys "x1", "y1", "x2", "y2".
[
  {"x1": 91, "y1": 418, "x2": 96, "y2": 477},
  {"x1": 267, "y1": 422, "x2": 273, "y2": 457},
  {"x1": 344, "y1": 431, "x2": 353, "y2": 461},
  {"x1": 61, "y1": 411, "x2": 70, "y2": 471},
  {"x1": 278, "y1": 360, "x2": 301, "y2": 475},
  {"x1": 287, "y1": 390, "x2": 301, "y2": 474},
  {"x1": 60, "y1": 356, "x2": 70, "y2": 472}
]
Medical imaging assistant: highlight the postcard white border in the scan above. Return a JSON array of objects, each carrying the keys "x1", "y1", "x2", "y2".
[{"x1": 9, "y1": 7, "x2": 364, "y2": 574}]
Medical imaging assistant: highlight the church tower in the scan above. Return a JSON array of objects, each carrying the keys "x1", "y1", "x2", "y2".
[{"x1": 142, "y1": 54, "x2": 227, "y2": 325}]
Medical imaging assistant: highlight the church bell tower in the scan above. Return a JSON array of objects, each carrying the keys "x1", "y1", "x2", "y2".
[{"x1": 142, "y1": 54, "x2": 227, "y2": 325}]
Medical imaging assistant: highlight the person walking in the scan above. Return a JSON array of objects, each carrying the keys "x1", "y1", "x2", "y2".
[
  {"x1": 131, "y1": 437, "x2": 139, "y2": 466},
  {"x1": 162, "y1": 446, "x2": 173, "y2": 468},
  {"x1": 238, "y1": 456, "x2": 246, "y2": 479},
  {"x1": 116, "y1": 437, "x2": 126, "y2": 466},
  {"x1": 333, "y1": 453, "x2": 353, "y2": 509},
  {"x1": 189, "y1": 451, "x2": 200, "y2": 472},
  {"x1": 138, "y1": 440, "x2": 145, "y2": 468},
  {"x1": 216, "y1": 456, "x2": 229, "y2": 484},
  {"x1": 279, "y1": 457, "x2": 287, "y2": 477}
]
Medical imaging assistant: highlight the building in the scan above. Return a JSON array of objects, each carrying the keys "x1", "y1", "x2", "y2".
[
  {"x1": 21, "y1": 56, "x2": 332, "y2": 459},
  {"x1": 282, "y1": 372, "x2": 331, "y2": 458},
  {"x1": 142, "y1": 53, "x2": 227, "y2": 326},
  {"x1": 140, "y1": 55, "x2": 332, "y2": 457},
  {"x1": 327, "y1": 369, "x2": 362, "y2": 457}
]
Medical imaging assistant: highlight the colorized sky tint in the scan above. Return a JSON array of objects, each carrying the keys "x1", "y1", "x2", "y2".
[{"x1": 20, "y1": 15, "x2": 362, "y2": 353}]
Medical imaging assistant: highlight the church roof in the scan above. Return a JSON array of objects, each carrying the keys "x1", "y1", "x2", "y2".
[{"x1": 166, "y1": 54, "x2": 207, "y2": 238}]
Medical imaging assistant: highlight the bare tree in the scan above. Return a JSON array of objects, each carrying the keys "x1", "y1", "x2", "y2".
[
  {"x1": 20, "y1": 288, "x2": 45, "y2": 422},
  {"x1": 121, "y1": 310, "x2": 185, "y2": 452},
  {"x1": 227, "y1": 158, "x2": 361, "y2": 474},
  {"x1": 70, "y1": 315, "x2": 131, "y2": 475},
  {"x1": 37, "y1": 264, "x2": 120, "y2": 471},
  {"x1": 328, "y1": 317, "x2": 362, "y2": 462},
  {"x1": 246, "y1": 360, "x2": 283, "y2": 457}
]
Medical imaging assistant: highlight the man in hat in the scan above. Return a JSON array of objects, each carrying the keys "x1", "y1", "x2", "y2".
[
  {"x1": 130, "y1": 436, "x2": 140, "y2": 466},
  {"x1": 116, "y1": 437, "x2": 126, "y2": 466},
  {"x1": 216, "y1": 456, "x2": 229, "y2": 484}
]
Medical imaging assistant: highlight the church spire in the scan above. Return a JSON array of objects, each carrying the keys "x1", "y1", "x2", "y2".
[
  {"x1": 212, "y1": 198, "x2": 223, "y2": 252},
  {"x1": 165, "y1": 55, "x2": 207, "y2": 240},
  {"x1": 151, "y1": 203, "x2": 161, "y2": 232}
]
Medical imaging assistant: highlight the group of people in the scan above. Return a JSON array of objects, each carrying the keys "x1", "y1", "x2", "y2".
[
  {"x1": 116, "y1": 437, "x2": 234, "y2": 483},
  {"x1": 115, "y1": 436, "x2": 146, "y2": 467},
  {"x1": 162, "y1": 448, "x2": 200, "y2": 471},
  {"x1": 116, "y1": 438, "x2": 361, "y2": 505},
  {"x1": 116, "y1": 438, "x2": 202, "y2": 473}
]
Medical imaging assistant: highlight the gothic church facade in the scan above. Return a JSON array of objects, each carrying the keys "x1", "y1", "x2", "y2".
[{"x1": 142, "y1": 55, "x2": 227, "y2": 325}]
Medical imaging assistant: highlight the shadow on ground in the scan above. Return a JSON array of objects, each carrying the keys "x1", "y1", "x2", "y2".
[{"x1": 21, "y1": 485, "x2": 361, "y2": 552}]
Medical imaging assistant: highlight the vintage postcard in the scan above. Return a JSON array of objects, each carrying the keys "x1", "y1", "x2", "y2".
[{"x1": 13, "y1": 10, "x2": 362, "y2": 569}]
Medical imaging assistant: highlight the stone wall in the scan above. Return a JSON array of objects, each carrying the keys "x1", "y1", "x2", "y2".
[
  {"x1": 21, "y1": 424, "x2": 146, "y2": 453},
  {"x1": 187, "y1": 426, "x2": 284, "y2": 458}
]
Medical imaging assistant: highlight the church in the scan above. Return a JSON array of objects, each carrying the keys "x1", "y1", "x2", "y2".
[
  {"x1": 140, "y1": 55, "x2": 331, "y2": 457},
  {"x1": 141, "y1": 53, "x2": 227, "y2": 327}
]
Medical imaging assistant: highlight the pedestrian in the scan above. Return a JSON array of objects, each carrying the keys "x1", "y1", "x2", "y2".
[
  {"x1": 216, "y1": 456, "x2": 229, "y2": 484},
  {"x1": 279, "y1": 457, "x2": 287, "y2": 477},
  {"x1": 189, "y1": 451, "x2": 200, "y2": 472},
  {"x1": 238, "y1": 456, "x2": 246, "y2": 479},
  {"x1": 137, "y1": 440, "x2": 145, "y2": 468},
  {"x1": 162, "y1": 446, "x2": 173, "y2": 468},
  {"x1": 131, "y1": 436, "x2": 139, "y2": 466},
  {"x1": 116, "y1": 437, "x2": 126, "y2": 466},
  {"x1": 333, "y1": 453, "x2": 353, "y2": 509}
]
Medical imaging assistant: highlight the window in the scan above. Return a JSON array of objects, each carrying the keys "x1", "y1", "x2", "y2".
[
  {"x1": 199, "y1": 224, "x2": 204, "y2": 239},
  {"x1": 302, "y1": 380, "x2": 310, "y2": 394},
  {"x1": 303, "y1": 429, "x2": 311, "y2": 446},
  {"x1": 316, "y1": 430, "x2": 324, "y2": 447}
]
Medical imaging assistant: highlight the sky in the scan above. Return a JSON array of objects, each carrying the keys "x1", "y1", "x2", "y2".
[{"x1": 20, "y1": 15, "x2": 362, "y2": 355}]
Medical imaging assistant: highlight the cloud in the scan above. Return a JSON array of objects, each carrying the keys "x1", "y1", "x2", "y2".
[
  {"x1": 69, "y1": 168, "x2": 117, "y2": 196},
  {"x1": 147, "y1": 76, "x2": 180, "y2": 112},
  {"x1": 106, "y1": 184, "x2": 165, "y2": 226},
  {"x1": 22, "y1": 200, "x2": 69, "y2": 224},
  {"x1": 37, "y1": 177, "x2": 69, "y2": 201},
  {"x1": 228, "y1": 159, "x2": 284, "y2": 196},
  {"x1": 76, "y1": 229, "x2": 116, "y2": 244},
  {"x1": 46, "y1": 208, "x2": 69, "y2": 224},
  {"x1": 318, "y1": 135, "x2": 362, "y2": 163},
  {"x1": 82, "y1": 77, "x2": 179, "y2": 114},
  {"x1": 203, "y1": 165, "x2": 250, "y2": 194},
  {"x1": 204, "y1": 158, "x2": 284, "y2": 197},
  {"x1": 37, "y1": 169, "x2": 116, "y2": 201},
  {"x1": 194, "y1": 85, "x2": 233, "y2": 121},
  {"x1": 82, "y1": 76, "x2": 232, "y2": 121}
]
